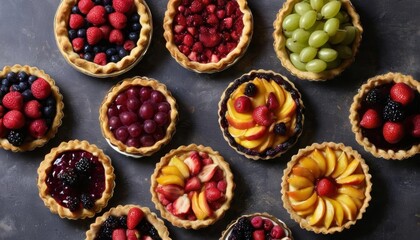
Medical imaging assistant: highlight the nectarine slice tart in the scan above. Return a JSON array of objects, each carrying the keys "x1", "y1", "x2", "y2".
[
  {"x1": 150, "y1": 144, "x2": 234, "y2": 229},
  {"x1": 218, "y1": 69, "x2": 304, "y2": 160},
  {"x1": 281, "y1": 142, "x2": 372, "y2": 234}
]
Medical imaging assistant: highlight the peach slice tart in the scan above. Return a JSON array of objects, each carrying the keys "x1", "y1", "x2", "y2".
[
  {"x1": 281, "y1": 142, "x2": 372, "y2": 234},
  {"x1": 150, "y1": 144, "x2": 234, "y2": 229},
  {"x1": 218, "y1": 69, "x2": 304, "y2": 160}
]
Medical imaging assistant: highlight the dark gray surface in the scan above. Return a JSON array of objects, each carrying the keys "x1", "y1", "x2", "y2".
[{"x1": 0, "y1": 0, "x2": 419, "y2": 239}]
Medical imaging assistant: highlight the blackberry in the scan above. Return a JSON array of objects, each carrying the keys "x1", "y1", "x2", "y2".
[
  {"x1": 65, "y1": 195, "x2": 80, "y2": 212},
  {"x1": 229, "y1": 217, "x2": 254, "y2": 240},
  {"x1": 75, "y1": 157, "x2": 93, "y2": 173},
  {"x1": 149, "y1": 226, "x2": 161, "y2": 240},
  {"x1": 244, "y1": 83, "x2": 257, "y2": 97},
  {"x1": 104, "y1": 216, "x2": 119, "y2": 229},
  {"x1": 138, "y1": 219, "x2": 152, "y2": 235},
  {"x1": 97, "y1": 225, "x2": 112, "y2": 240},
  {"x1": 274, "y1": 122, "x2": 287, "y2": 135},
  {"x1": 365, "y1": 88, "x2": 386, "y2": 104},
  {"x1": 383, "y1": 99, "x2": 405, "y2": 122},
  {"x1": 7, "y1": 130, "x2": 25, "y2": 146},
  {"x1": 80, "y1": 193, "x2": 94, "y2": 209},
  {"x1": 118, "y1": 216, "x2": 127, "y2": 229},
  {"x1": 58, "y1": 169, "x2": 79, "y2": 186}
]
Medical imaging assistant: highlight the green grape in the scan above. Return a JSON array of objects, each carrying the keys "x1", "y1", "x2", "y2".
[
  {"x1": 336, "y1": 45, "x2": 352, "y2": 59},
  {"x1": 294, "y1": 2, "x2": 312, "y2": 15},
  {"x1": 308, "y1": 21, "x2": 325, "y2": 32},
  {"x1": 282, "y1": 14, "x2": 301, "y2": 31},
  {"x1": 306, "y1": 59, "x2": 327, "y2": 73},
  {"x1": 290, "y1": 53, "x2": 307, "y2": 71},
  {"x1": 299, "y1": 47, "x2": 318, "y2": 62},
  {"x1": 326, "y1": 58, "x2": 341, "y2": 69},
  {"x1": 286, "y1": 38, "x2": 307, "y2": 53},
  {"x1": 329, "y1": 29, "x2": 346, "y2": 44},
  {"x1": 341, "y1": 26, "x2": 357, "y2": 45},
  {"x1": 335, "y1": 11, "x2": 349, "y2": 23},
  {"x1": 308, "y1": 30, "x2": 329, "y2": 48},
  {"x1": 310, "y1": 0, "x2": 324, "y2": 12},
  {"x1": 324, "y1": 18, "x2": 340, "y2": 36},
  {"x1": 299, "y1": 10, "x2": 317, "y2": 30},
  {"x1": 317, "y1": 48, "x2": 338, "y2": 62},
  {"x1": 321, "y1": 1, "x2": 341, "y2": 19},
  {"x1": 284, "y1": 30, "x2": 295, "y2": 38},
  {"x1": 292, "y1": 29, "x2": 310, "y2": 43}
]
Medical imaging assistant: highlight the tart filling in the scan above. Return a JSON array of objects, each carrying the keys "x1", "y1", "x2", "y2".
[
  {"x1": 150, "y1": 144, "x2": 234, "y2": 229},
  {"x1": 37, "y1": 140, "x2": 115, "y2": 219},
  {"x1": 218, "y1": 70, "x2": 304, "y2": 160},
  {"x1": 281, "y1": 142, "x2": 372, "y2": 234}
]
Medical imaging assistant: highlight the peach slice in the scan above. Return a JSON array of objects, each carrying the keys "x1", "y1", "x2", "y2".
[
  {"x1": 270, "y1": 80, "x2": 286, "y2": 108},
  {"x1": 296, "y1": 204, "x2": 316, "y2": 217},
  {"x1": 226, "y1": 114, "x2": 255, "y2": 130},
  {"x1": 239, "y1": 137, "x2": 266, "y2": 149},
  {"x1": 198, "y1": 190, "x2": 213, "y2": 217},
  {"x1": 291, "y1": 191, "x2": 318, "y2": 211},
  {"x1": 352, "y1": 197, "x2": 363, "y2": 209},
  {"x1": 278, "y1": 91, "x2": 297, "y2": 119},
  {"x1": 325, "y1": 147, "x2": 337, "y2": 176},
  {"x1": 337, "y1": 186, "x2": 365, "y2": 200},
  {"x1": 255, "y1": 132, "x2": 274, "y2": 152},
  {"x1": 169, "y1": 157, "x2": 190, "y2": 179},
  {"x1": 228, "y1": 126, "x2": 247, "y2": 138},
  {"x1": 336, "y1": 159, "x2": 360, "y2": 179},
  {"x1": 309, "y1": 149, "x2": 327, "y2": 176},
  {"x1": 292, "y1": 166, "x2": 315, "y2": 182},
  {"x1": 287, "y1": 175, "x2": 314, "y2": 189},
  {"x1": 336, "y1": 194, "x2": 357, "y2": 221},
  {"x1": 262, "y1": 79, "x2": 275, "y2": 95},
  {"x1": 287, "y1": 186, "x2": 314, "y2": 201},
  {"x1": 336, "y1": 174, "x2": 365, "y2": 185},
  {"x1": 323, "y1": 197, "x2": 335, "y2": 228},
  {"x1": 327, "y1": 198, "x2": 344, "y2": 226},
  {"x1": 161, "y1": 166, "x2": 184, "y2": 180},
  {"x1": 244, "y1": 125, "x2": 268, "y2": 140},
  {"x1": 231, "y1": 84, "x2": 246, "y2": 100},
  {"x1": 227, "y1": 98, "x2": 254, "y2": 121},
  {"x1": 298, "y1": 157, "x2": 321, "y2": 179},
  {"x1": 308, "y1": 196, "x2": 325, "y2": 226},
  {"x1": 331, "y1": 152, "x2": 349, "y2": 178},
  {"x1": 191, "y1": 191, "x2": 207, "y2": 220},
  {"x1": 157, "y1": 174, "x2": 185, "y2": 187},
  {"x1": 252, "y1": 79, "x2": 268, "y2": 107}
]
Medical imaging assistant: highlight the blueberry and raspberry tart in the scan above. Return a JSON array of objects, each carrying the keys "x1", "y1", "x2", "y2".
[
  {"x1": 163, "y1": 0, "x2": 253, "y2": 73},
  {"x1": 273, "y1": 0, "x2": 362, "y2": 81},
  {"x1": 37, "y1": 140, "x2": 115, "y2": 219},
  {"x1": 220, "y1": 213, "x2": 293, "y2": 240},
  {"x1": 0, "y1": 65, "x2": 64, "y2": 152},
  {"x1": 54, "y1": 0, "x2": 152, "y2": 77},
  {"x1": 86, "y1": 205, "x2": 171, "y2": 240},
  {"x1": 99, "y1": 77, "x2": 178, "y2": 158},
  {"x1": 150, "y1": 144, "x2": 234, "y2": 229},
  {"x1": 349, "y1": 72, "x2": 420, "y2": 160},
  {"x1": 281, "y1": 142, "x2": 372, "y2": 234},
  {"x1": 218, "y1": 70, "x2": 304, "y2": 160}
]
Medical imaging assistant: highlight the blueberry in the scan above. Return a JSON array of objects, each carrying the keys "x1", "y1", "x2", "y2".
[
  {"x1": 105, "y1": 5, "x2": 114, "y2": 13},
  {"x1": 71, "y1": 5, "x2": 80, "y2": 14},
  {"x1": 105, "y1": 48, "x2": 117, "y2": 56},
  {"x1": 84, "y1": 52, "x2": 94, "y2": 61},
  {"x1": 93, "y1": 46, "x2": 101, "y2": 53},
  {"x1": 68, "y1": 29, "x2": 77, "y2": 40},
  {"x1": 43, "y1": 105, "x2": 56, "y2": 118},
  {"x1": 44, "y1": 96, "x2": 56, "y2": 107},
  {"x1": 11, "y1": 84, "x2": 20, "y2": 92},
  {"x1": 84, "y1": 44, "x2": 93, "y2": 53},
  {"x1": 131, "y1": 14, "x2": 140, "y2": 22},
  {"x1": 103, "y1": 0, "x2": 112, "y2": 5},
  {"x1": 77, "y1": 29, "x2": 86, "y2": 38},
  {"x1": 128, "y1": 32, "x2": 139, "y2": 41},
  {"x1": 131, "y1": 23, "x2": 141, "y2": 31},
  {"x1": 1, "y1": 85, "x2": 9, "y2": 93},
  {"x1": 93, "y1": 0, "x2": 103, "y2": 4},
  {"x1": 118, "y1": 49, "x2": 128, "y2": 58},
  {"x1": 110, "y1": 55, "x2": 120, "y2": 62},
  {"x1": 28, "y1": 75, "x2": 38, "y2": 84},
  {"x1": 2, "y1": 78, "x2": 10, "y2": 87},
  {"x1": 17, "y1": 71, "x2": 28, "y2": 82},
  {"x1": 22, "y1": 89, "x2": 33, "y2": 101},
  {"x1": 6, "y1": 72, "x2": 17, "y2": 82},
  {"x1": 18, "y1": 82, "x2": 29, "y2": 91}
]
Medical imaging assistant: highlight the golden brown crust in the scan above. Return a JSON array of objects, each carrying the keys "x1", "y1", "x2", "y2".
[
  {"x1": 0, "y1": 65, "x2": 64, "y2": 152},
  {"x1": 163, "y1": 0, "x2": 253, "y2": 73},
  {"x1": 54, "y1": 0, "x2": 152, "y2": 78},
  {"x1": 86, "y1": 204, "x2": 171, "y2": 240},
  {"x1": 349, "y1": 72, "x2": 420, "y2": 160},
  {"x1": 281, "y1": 142, "x2": 372, "y2": 234},
  {"x1": 273, "y1": 0, "x2": 363, "y2": 81},
  {"x1": 99, "y1": 76, "x2": 178, "y2": 157},
  {"x1": 150, "y1": 144, "x2": 235, "y2": 229},
  {"x1": 37, "y1": 140, "x2": 115, "y2": 220}
]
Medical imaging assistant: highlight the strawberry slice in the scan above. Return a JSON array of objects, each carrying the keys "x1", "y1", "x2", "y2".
[
  {"x1": 126, "y1": 229, "x2": 140, "y2": 240},
  {"x1": 173, "y1": 194, "x2": 191, "y2": 216},
  {"x1": 205, "y1": 187, "x2": 222, "y2": 202},
  {"x1": 252, "y1": 106, "x2": 274, "y2": 126},
  {"x1": 185, "y1": 176, "x2": 201, "y2": 192},
  {"x1": 127, "y1": 207, "x2": 145, "y2": 230},
  {"x1": 267, "y1": 92, "x2": 279, "y2": 110},
  {"x1": 184, "y1": 153, "x2": 202, "y2": 176},
  {"x1": 156, "y1": 184, "x2": 184, "y2": 201},
  {"x1": 199, "y1": 32, "x2": 221, "y2": 48},
  {"x1": 198, "y1": 164, "x2": 218, "y2": 182}
]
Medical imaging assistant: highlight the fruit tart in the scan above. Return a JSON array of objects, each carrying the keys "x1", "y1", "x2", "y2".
[
  {"x1": 86, "y1": 204, "x2": 171, "y2": 240},
  {"x1": 349, "y1": 72, "x2": 420, "y2": 160},
  {"x1": 163, "y1": 0, "x2": 253, "y2": 73},
  {"x1": 220, "y1": 213, "x2": 293, "y2": 240},
  {"x1": 218, "y1": 69, "x2": 304, "y2": 160},
  {"x1": 281, "y1": 142, "x2": 372, "y2": 234},
  {"x1": 99, "y1": 76, "x2": 178, "y2": 158},
  {"x1": 37, "y1": 140, "x2": 115, "y2": 219},
  {"x1": 54, "y1": 0, "x2": 152, "y2": 77},
  {"x1": 273, "y1": 0, "x2": 362, "y2": 81},
  {"x1": 0, "y1": 65, "x2": 64, "y2": 152},
  {"x1": 150, "y1": 144, "x2": 234, "y2": 229}
]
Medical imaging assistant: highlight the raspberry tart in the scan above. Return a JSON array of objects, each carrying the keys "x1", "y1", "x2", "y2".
[
  {"x1": 99, "y1": 76, "x2": 178, "y2": 158},
  {"x1": 150, "y1": 144, "x2": 234, "y2": 229},
  {"x1": 281, "y1": 142, "x2": 372, "y2": 234},
  {"x1": 218, "y1": 69, "x2": 304, "y2": 160},
  {"x1": 37, "y1": 140, "x2": 115, "y2": 219},
  {"x1": 163, "y1": 0, "x2": 253, "y2": 73},
  {"x1": 0, "y1": 65, "x2": 64, "y2": 152},
  {"x1": 54, "y1": 0, "x2": 152, "y2": 77},
  {"x1": 273, "y1": 0, "x2": 362, "y2": 81},
  {"x1": 349, "y1": 72, "x2": 420, "y2": 160},
  {"x1": 220, "y1": 213, "x2": 293, "y2": 240},
  {"x1": 86, "y1": 204, "x2": 171, "y2": 240}
]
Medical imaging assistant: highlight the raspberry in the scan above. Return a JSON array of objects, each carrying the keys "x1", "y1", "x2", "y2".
[
  {"x1": 78, "y1": 0, "x2": 95, "y2": 14},
  {"x1": 86, "y1": 26, "x2": 103, "y2": 45},
  {"x1": 2, "y1": 91, "x2": 24, "y2": 110},
  {"x1": 86, "y1": 5, "x2": 107, "y2": 25},
  {"x1": 69, "y1": 14, "x2": 85, "y2": 29},
  {"x1": 108, "y1": 12, "x2": 127, "y2": 29},
  {"x1": 99, "y1": 25, "x2": 112, "y2": 39},
  {"x1": 94, "y1": 53, "x2": 107, "y2": 65},
  {"x1": 0, "y1": 105, "x2": 5, "y2": 117},
  {"x1": 113, "y1": 0, "x2": 134, "y2": 13},
  {"x1": 3, "y1": 110, "x2": 25, "y2": 129},
  {"x1": 24, "y1": 100, "x2": 42, "y2": 119},
  {"x1": 71, "y1": 37, "x2": 84, "y2": 52},
  {"x1": 31, "y1": 78, "x2": 51, "y2": 100},
  {"x1": 252, "y1": 105, "x2": 274, "y2": 126},
  {"x1": 190, "y1": 0, "x2": 204, "y2": 13},
  {"x1": 28, "y1": 119, "x2": 48, "y2": 138},
  {"x1": 109, "y1": 29, "x2": 124, "y2": 45},
  {"x1": 244, "y1": 82, "x2": 257, "y2": 97},
  {"x1": 251, "y1": 216, "x2": 263, "y2": 229},
  {"x1": 123, "y1": 40, "x2": 136, "y2": 51}
]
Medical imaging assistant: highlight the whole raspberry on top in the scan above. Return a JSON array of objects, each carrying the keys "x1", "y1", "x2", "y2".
[{"x1": 31, "y1": 78, "x2": 52, "y2": 100}]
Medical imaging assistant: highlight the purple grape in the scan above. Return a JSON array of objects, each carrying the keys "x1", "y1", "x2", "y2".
[
  {"x1": 143, "y1": 119, "x2": 157, "y2": 134},
  {"x1": 139, "y1": 102, "x2": 155, "y2": 120},
  {"x1": 150, "y1": 90, "x2": 165, "y2": 103},
  {"x1": 117, "y1": 104, "x2": 128, "y2": 113},
  {"x1": 154, "y1": 112, "x2": 168, "y2": 126},
  {"x1": 157, "y1": 102, "x2": 171, "y2": 113},
  {"x1": 153, "y1": 127, "x2": 165, "y2": 141},
  {"x1": 115, "y1": 127, "x2": 129, "y2": 142},
  {"x1": 108, "y1": 116, "x2": 122, "y2": 130},
  {"x1": 140, "y1": 87, "x2": 152, "y2": 102},
  {"x1": 126, "y1": 87, "x2": 140, "y2": 99},
  {"x1": 140, "y1": 135, "x2": 155, "y2": 147},
  {"x1": 119, "y1": 111, "x2": 138, "y2": 126},
  {"x1": 107, "y1": 104, "x2": 119, "y2": 117},
  {"x1": 115, "y1": 93, "x2": 127, "y2": 105},
  {"x1": 127, "y1": 97, "x2": 140, "y2": 111},
  {"x1": 128, "y1": 122, "x2": 142, "y2": 138},
  {"x1": 126, "y1": 138, "x2": 141, "y2": 148}
]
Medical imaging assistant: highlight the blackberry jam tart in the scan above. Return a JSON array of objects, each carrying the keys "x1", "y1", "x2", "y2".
[
  {"x1": 99, "y1": 76, "x2": 178, "y2": 157},
  {"x1": 54, "y1": 0, "x2": 152, "y2": 77},
  {"x1": 37, "y1": 140, "x2": 115, "y2": 219},
  {"x1": 0, "y1": 65, "x2": 64, "y2": 152}
]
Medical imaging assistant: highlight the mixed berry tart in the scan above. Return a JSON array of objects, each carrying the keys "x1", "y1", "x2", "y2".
[
  {"x1": 220, "y1": 213, "x2": 293, "y2": 240},
  {"x1": 99, "y1": 77, "x2": 178, "y2": 158},
  {"x1": 54, "y1": 0, "x2": 152, "y2": 77},
  {"x1": 281, "y1": 142, "x2": 372, "y2": 234},
  {"x1": 218, "y1": 70, "x2": 304, "y2": 160},
  {"x1": 273, "y1": 0, "x2": 362, "y2": 81},
  {"x1": 0, "y1": 65, "x2": 64, "y2": 152},
  {"x1": 37, "y1": 140, "x2": 115, "y2": 219},
  {"x1": 349, "y1": 72, "x2": 420, "y2": 160},
  {"x1": 150, "y1": 144, "x2": 234, "y2": 229},
  {"x1": 163, "y1": 0, "x2": 253, "y2": 73},
  {"x1": 86, "y1": 204, "x2": 171, "y2": 240}
]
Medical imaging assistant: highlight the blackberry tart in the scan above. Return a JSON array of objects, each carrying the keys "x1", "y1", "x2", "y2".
[
  {"x1": 86, "y1": 204, "x2": 171, "y2": 240},
  {"x1": 0, "y1": 65, "x2": 64, "y2": 152},
  {"x1": 54, "y1": 0, "x2": 152, "y2": 77},
  {"x1": 37, "y1": 140, "x2": 115, "y2": 219},
  {"x1": 99, "y1": 76, "x2": 178, "y2": 158},
  {"x1": 349, "y1": 72, "x2": 420, "y2": 160},
  {"x1": 218, "y1": 69, "x2": 304, "y2": 160},
  {"x1": 163, "y1": 0, "x2": 253, "y2": 73}
]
